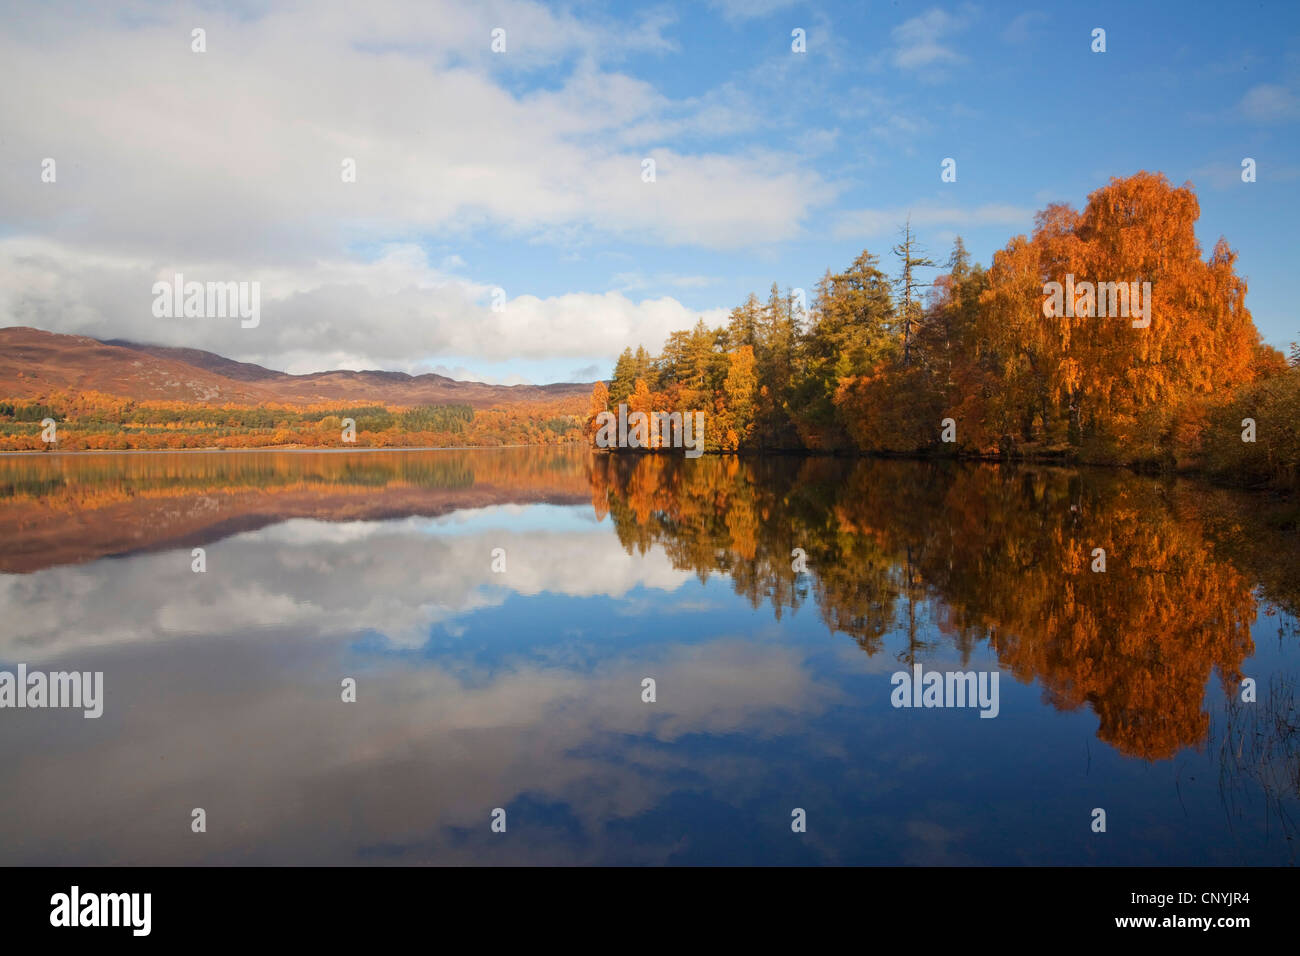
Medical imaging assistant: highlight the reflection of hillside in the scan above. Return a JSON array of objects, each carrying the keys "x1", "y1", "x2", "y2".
[
  {"x1": 0, "y1": 447, "x2": 591, "y2": 572},
  {"x1": 589, "y1": 455, "x2": 1290, "y2": 760}
]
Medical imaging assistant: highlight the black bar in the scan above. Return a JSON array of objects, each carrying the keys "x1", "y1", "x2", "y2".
[{"x1": 4, "y1": 866, "x2": 1293, "y2": 942}]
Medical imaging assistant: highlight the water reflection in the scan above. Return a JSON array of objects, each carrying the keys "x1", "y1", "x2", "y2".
[
  {"x1": 589, "y1": 454, "x2": 1285, "y2": 761},
  {"x1": 0, "y1": 447, "x2": 1295, "y2": 864}
]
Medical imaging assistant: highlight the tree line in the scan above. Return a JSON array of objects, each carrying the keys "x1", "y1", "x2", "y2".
[
  {"x1": 0, "y1": 391, "x2": 585, "y2": 451},
  {"x1": 587, "y1": 172, "x2": 1299, "y2": 488}
]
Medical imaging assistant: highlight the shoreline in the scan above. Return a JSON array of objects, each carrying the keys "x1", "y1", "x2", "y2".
[
  {"x1": 591, "y1": 446, "x2": 1298, "y2": 494},
  {"x1": 0, "y1": 442, "x2": 576, "y2": 458},
  {"x1": 4, "y1": 442, "x2": 1293, "y2": 496}
]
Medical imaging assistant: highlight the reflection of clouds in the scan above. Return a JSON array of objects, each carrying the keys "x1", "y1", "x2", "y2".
[
  {"x1": 613, "y1": 596, "x2": 723, "y2": 617},
  {"x1": 899, "y1": 817, "x2": 974, "y2": 866},
  {"x1": 0, "y1": 629, "x2": 838, "y2": 864},
  {"x1": 258, "y1": 504, "x2": 600, "y2": 544},
  {"x1": 0, "y1": 509, "x2": 693, "y2": 661}
]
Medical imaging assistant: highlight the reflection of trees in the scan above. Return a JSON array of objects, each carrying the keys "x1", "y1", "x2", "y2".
[
  {"x1": 0, "y1": 445, "x2": 595, "y2": 511},
  {"x1": 0, "y1": 447, "x2": 594, "y2": 573},
  {"x1": 588, "y1": 454, "x2": 1290, "y2": 761}
]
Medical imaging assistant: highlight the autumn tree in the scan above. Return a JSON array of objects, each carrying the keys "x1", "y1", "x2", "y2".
[
  {"x1": 609, "y1": 346, "x2": 654, "y2": 407},
  {"x1": 585, "y1": 380, "x2": 610, "y2": 444},
  {"x1": 718, "y1": 346, "x2": 758, "y2": 450},
  {"x1": 978, "y1": 171, "x2": 1261, "y2": 463},
  {"x1": 726, "y1": 293, "x2": 762, "y2": 351},
  {"x1": 839, "y1": 237, "x2": 990, "y2": 454},
  {"x1": 790, "y1": 251, "x2": 896, "y2": 448}
]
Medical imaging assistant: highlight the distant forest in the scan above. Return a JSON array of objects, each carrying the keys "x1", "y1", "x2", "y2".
[
  {"x1": 586, "y1": 172, "x2": 1299, "y2": 488},
  {"x1": 0, "y1": 395, "x2": 585, "y2": 451}
]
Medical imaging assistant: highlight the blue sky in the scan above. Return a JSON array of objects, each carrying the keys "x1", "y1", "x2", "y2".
[{"x1": 2, "y1": 0, "x2": 1296, "y2": 383}]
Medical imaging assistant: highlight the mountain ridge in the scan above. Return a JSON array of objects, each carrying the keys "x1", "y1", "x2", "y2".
[{"x1": 0, "y1": 327, "x2": 595, "y2": 408}]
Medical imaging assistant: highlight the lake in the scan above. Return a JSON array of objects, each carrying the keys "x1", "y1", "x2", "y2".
[{"x1": 0, "y1": 446, "x2": 1296, "y2": 864}]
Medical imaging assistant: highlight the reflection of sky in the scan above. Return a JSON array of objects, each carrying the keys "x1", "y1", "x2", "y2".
[
  {"x1": 0, "y1": 508, "x2": 694, "y2": 659},
  {"x1": 257, "y1": 504, "x2": 604, "y2": 546},
  {"x1": 0, "y1": 504, "x2": 1296, "y2": 865}
]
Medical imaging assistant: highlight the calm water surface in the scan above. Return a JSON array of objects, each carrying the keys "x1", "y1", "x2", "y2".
[{"x1": 0, "y1": 446, "x2": 1296, "y2": 864}]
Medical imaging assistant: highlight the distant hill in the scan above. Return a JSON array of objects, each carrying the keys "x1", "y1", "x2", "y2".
[{"x1": 0, "y1": 327, "x2": 595, "y2": 408}]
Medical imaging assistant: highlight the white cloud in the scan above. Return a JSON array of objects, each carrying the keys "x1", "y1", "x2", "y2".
[
  {"x1": 709, "y1": 0, "x2": 801, "y2": 22},
  {"x1": 611, "y1": 271, "x2": 719, "y2": 292},
  {"x1": 889, "y1": 7, "x2": 972, "y2": 71},
  {"x1": 1001, "y1": 11, "x2": 1047, "y2": 45},
  {"x1": 1236, "y1": 83, "x2": 1300, "y2": 123},
  {"x1": 832, "y1": 202, "x2": 1033, "y2": 240},
  {"x1": 0, "y1": 237, "x2": 726, "y2": 375},
  {"x1": 0, "y1": 2, "x2": 827, "y2": 259},
  {"x1": 0, "y1": 0, "x2": 828, "y2": 374}
]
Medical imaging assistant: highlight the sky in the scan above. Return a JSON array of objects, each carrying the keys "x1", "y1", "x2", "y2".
[{"x1": 1, "y1": 0, "x2": 1296, "y2": 385}]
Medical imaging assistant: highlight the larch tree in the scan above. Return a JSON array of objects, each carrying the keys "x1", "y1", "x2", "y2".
[
  {"x1": 585, "y1": 380, "x2": 609, "y2": 444},
  {"x1": 720, "y1": 345, "x2": 758, "y2": 450},
  {"x1": 891, "y1": 218, "x2": 936, "y2": 366}
]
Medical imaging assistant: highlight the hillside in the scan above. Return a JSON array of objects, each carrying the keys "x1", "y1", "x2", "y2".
[{"x1": 0, "y1": 327, "x2": 594, "y2": 408}]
